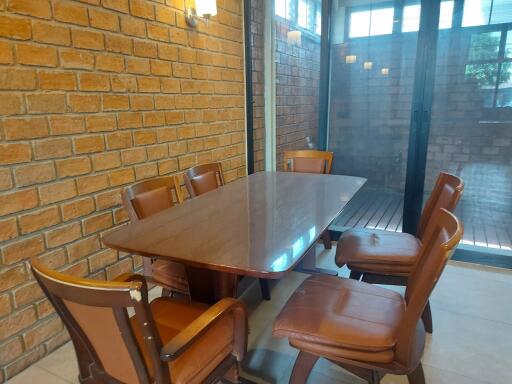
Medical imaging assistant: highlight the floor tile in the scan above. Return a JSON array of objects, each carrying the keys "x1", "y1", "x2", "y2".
[{"x1": 6, "y1": 366, "x2": 69, "y2": 384}]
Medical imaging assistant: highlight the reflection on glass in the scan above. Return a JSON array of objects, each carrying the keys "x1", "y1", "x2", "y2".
[
  {"x1": 402, "y1": 1, "x2": 454, "y2": 32},
  {"x1": 349, "y1": 7, "x2": 394, "y2": 38},
  {"x1": 465, "y1": 63, "x2": 498, "y2": 107},
  {"x1": 275, "y1": 0, "x2": 287, "y2": 19},
  {"x1": 506, "y1": 30, "x2": 512, "y2": 58},
  {"x1": 316, "y1": 8, "x2": 321, "y2": 35},
  {"x1": 468, "y1": 32, "x2": 501, "y2": 61},
  {"x1": 497, "y1": 64, "x2": 512, "y2": 107},
  {"x1": 270, "y1": 226, "x2": 316, "y2": 272},
  {"x1": 490, "y1": 0, "x2": 512, "y2": 25},
  {"x1": 462, "y1": 0, "x2": 492, "y2": 26},
  {"x1": 298, "y1": 0, "x2": 308, "y2": 28}
]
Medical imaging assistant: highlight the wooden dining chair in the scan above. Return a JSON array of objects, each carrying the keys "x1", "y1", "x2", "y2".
[
  {"x1": 336, "y1": 172, "x2": 463, "y2": 333},
  {"x1": 121, "y1": 176, "x2": 189, "y2": 297},
  {"x1": 184, "y1": 163, "x2": 273, "y2": 301},
  {"x1": 273, "y1": 208, "x2": 463, "y2": 384},
  {"x1": 284, "y1": 149, "x2": 335, "y2": 250},
  {"x1": 31, "y1": 259, "x2": 248, "y2": 384},
  {"x1": 184, "y1": 162, "x2": 225, "y2": 198}
]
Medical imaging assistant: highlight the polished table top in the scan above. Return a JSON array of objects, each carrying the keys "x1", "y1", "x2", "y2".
[{"x1": 103, "y1": 171, "x2": 366, "y2": 278}]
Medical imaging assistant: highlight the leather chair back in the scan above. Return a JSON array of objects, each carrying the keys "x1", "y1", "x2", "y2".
[
  {"x1": 31, "y1": 260, "x2": 169, "y2": 384},
  {"x1": 284, "y1": 150, "x2": 334, "y2": 174},
  {"x1": 184, "y1": 163, "x2": 225, "y2": 197},
  {"x1": 416, "y1": 172, "x2": 463, "y2": 241},
  {"x1": 122, "y1": 176, "x2": 183, "y2": 222},
  {"x1": 395, "y1": 208, "x2": 462, "y2": 365}
]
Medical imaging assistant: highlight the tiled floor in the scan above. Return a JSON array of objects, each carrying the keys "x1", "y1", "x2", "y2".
[{"x1": 7, "y1": 245, "x2": 512, "y2": 384}]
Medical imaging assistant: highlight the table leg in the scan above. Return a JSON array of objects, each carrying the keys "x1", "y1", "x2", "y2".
[
  {"x1": 184, "y1": 266, "x2": 238, "y2": 304},
  {"x1": 294, "y1": 244, "x2": 338, "y2": 276}
]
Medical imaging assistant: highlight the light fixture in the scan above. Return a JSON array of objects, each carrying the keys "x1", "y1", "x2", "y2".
[
  {"x1": 185, "y1": 0, "x2": 217, "y2": 28},
  {"x1": 381, "y1": 68, "x2": 389, "y2": 75},
  {"x1": 287, "y1": 30, "x2": 301, "y2": 46},
  {"x1": 345, "y1": 55, "x2": 357, "y2": 64},
  {"x1": 363, "y1": 61, "x2": 373, "y2": 70}
]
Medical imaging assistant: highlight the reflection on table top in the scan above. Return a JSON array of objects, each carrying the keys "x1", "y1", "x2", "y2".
[{"x1": 102, "y1": 171, "x2": 366, "y2": 278}]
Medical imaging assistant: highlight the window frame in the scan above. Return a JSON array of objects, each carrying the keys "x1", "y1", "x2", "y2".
[{"x1": 274, "y1": 0, "x2": 322, "y2": 39}]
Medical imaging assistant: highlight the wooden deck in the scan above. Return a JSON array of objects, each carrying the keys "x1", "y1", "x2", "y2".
[{"x1": 330, "y1": 187, "x2": 512, "y2": 253}]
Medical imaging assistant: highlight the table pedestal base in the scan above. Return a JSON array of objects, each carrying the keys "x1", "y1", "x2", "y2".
[{"x1": 294, "y1": 244, "x2": 338, "y2": 276}]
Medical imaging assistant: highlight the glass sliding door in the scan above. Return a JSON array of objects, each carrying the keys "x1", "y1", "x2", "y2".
[
  {"x1": 273, "y1": 0, "x2": 323, "y2": 170},
  {"x1": 328, "y1": 0, "x2": 430, "y2": 232},
  {"x1": 425, "y1": 0, "x2": 512, "y2": 256}
]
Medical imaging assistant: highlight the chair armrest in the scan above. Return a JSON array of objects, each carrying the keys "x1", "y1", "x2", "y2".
[
  {"x1": 114, "y1": 273, "x2": 146, "y2": 283},
  {"x1": 160, "y1": 298, "x2": 247, "y2": 362}
]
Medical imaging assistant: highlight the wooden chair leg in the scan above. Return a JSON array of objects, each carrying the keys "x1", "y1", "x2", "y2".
[
  {"x1": 259, "y1": 278, "x2": 271, "y2": 301},
  {"x1": 289, "y1": 351, "x2": 319, "y2": 384},
  {"x1": 407, "y1": 363, "x2": 425, "y2": 384},
  {"x1": 349, "y1": 270, "x2": 363, "y2": 280},
  {"x1": 421, "y1": 301, "x2": 433, "y2": 334},
  {"x1": 322, "y1": 231, "x2": 332, "y2": 249},
  {"x1": 369, "y1": 370, "x2": 381, "y2": 384}
]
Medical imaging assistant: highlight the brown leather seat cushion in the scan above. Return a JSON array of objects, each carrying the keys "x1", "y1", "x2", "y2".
[
  {"x1": 336, "y1": 229, "x2": 421, "y2": 275},
  {"x1": 131, "y1": 297, "x2": 234, "y2": 384},
  {"x1": 190, "y1": 171, "x2": 218, "y2": 196},
  {"x1": 132, "y1": 187, "x2": 173, "y2": 219},
  {"x1": 291, "y1": 157, "x2": 326, "y2": 174},
  {"x1": 152, "y1": 260, "x2": 189, "y2": 293},
  {"x1": 273, "y1": 275, "x2": 405, "y2": 363}
]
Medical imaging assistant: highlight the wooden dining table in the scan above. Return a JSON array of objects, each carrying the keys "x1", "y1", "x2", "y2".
[{"x1": 102, "y1": 171, "x2": 366, "y2": 303}]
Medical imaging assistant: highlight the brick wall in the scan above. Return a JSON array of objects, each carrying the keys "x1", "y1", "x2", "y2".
[
  {"x1": 249, "y1": 0, "x2": 264, "y2": 172},
  {"x1": 275, "y1": 19, "x2": 320, "y2": 170},
  {"x1": 0, "y1": 0, "x2": 246, "y2": 380}
]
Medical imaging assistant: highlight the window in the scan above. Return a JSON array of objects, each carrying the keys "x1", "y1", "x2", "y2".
[
  {"x1": 465, "y1": 30, "x2": 512, "y2": 108},
  {"x1": 349, "y1": 7, "x2": 394, "y2": 38},
  {"x1": 275, "y1": 0, "x2": 321, "y2": 36},
  {"x1": 462, "y1": 0, "x2": 512, "y2": 27},
  {"x1": 401, "y1": 1, "x2": 454, "y2": 33}
]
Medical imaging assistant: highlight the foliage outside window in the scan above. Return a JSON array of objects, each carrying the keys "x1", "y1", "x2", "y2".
[{"x1": 275, "y1": 0, "x2": 322, "y2": 36}]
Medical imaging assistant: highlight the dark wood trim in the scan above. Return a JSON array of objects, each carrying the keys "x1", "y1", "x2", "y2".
[
  {"x1": 244, "y1": 0, "x2": 255, "y2": 174},
  {"x1": 317, "y1": 0, "x2": 332, "y2": 151}
]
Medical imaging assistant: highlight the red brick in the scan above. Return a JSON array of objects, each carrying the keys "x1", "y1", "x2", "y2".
[
  {"x1": 72, "y1": 29, "x2": 105, "y2": 51},
  {"x1": 89, "y1": 8, "x2": 120, "y2": 31},
  {"x1": 56, "y1": 157, "x2": 91, "y2": 177},
  {"x1": 89, "y1": 248, "x2": 118, "y2": 272},
  {"x1": 0, "y1": 188, "x2": 38, "y2": 215},
  {"x1": 130, "y1": 94, "x2": 154, "y2": 110},
  {"x1": 103, "y1": 0, "x2": 129, "y2": 13},
  {"x1": 91, "y1": 151, "x2": 121, "y2": 171},
  {"x1": 0, "y1": 293, "x2": 12, "y2": 318},
  {"x1": 147, "y1": 144, "x2": 168, "y2": 160},
  {"x1": 86, "y1": 114, "x2": 117, "y2": 132},
  {"x1": 0, "y1": 168, "x2": 13, "y2": 191},
  {"x1": 94, "y1": 188, "x2": 121, "y2": 210},
  {"x1": 39, "y1": 179, "x2": 77, "y2": 205},
  {"x1": 79, "y1": 73, "x2": 111, "y2": 91},
  {"x1": 105, "y1": 257, "x2": 133, "y2": 279},
  {"x1": 158, "y1": 44, "x2": 178, "y2": 61},
  {"x1": 76, "y1": 173, "x2": 109, "y2": 195},
  {"x1": 34, "y1": 138, "x2": 72, "y2": 160},
  {"x1": 120, "y1": 15, "x2": 145, "y2": 37},
  {"x1": 45, "y1": 222, "x2": 81, "y2": 248},
  {"x1": 83, "y1": 212, "x2": 113, "y2": 235},
  {"x1": 0, "y1": 307, "x2": 37, "y2": 339},
  {"x1": 0, "y1": 94, "x2": 23, "y2": 116},
  {"x1": 0, "y1": 218, "x2": 18, "y2": 242},
  {"x1": 68, "y1": 93, "x2": 101, "y2": 113},
  {"x1": 111, "y1": 74, "x2": 138, "y2": 92},
  {"x1": 61, "y1": 259, "x2": 89, "y2": 277},
  {"x1": 26, "y1": 93, "x2": 66, "y2": 114},
  {"x1": 33, "y1": 21, "x2": 70, "y2": 46},
  {"x1": 137, "y1": 77, "x2": 161, "y2": 92},
  {"x1": 106, "y1": 131, "x2": 133, "y2": 149},
  {"x1": 150, "y1": 59, "x2": 172, "y2": 76},
  {"x1": 67, "y1": 235, "x2": 100, "y2": 262},
  {"x1": 158, "y1": 158, "x2": 178, "y2": 175},
  {"x1": 135, "y1": 162, "x2": 158, "y2": 180},
  {"x1": 0, "y1": 40, "x2": 14, "y2": 64},
  {"x1": 147, "y1": 24, "x2": 169, "y2": 42},
  {"x1": 155, "y1": 4, "x2": 175, "y2": 24},
  {"x1": 165, "y1": 110, "x2": 184, "y2": 124},
  {"x1": 12, "y1": 281, "x2": 44, "y2": 309},
  {"x1": 49, "y1": 115, "x2": 85, "y2": 135},
  {"x1": 14, "y1": 162, "x2": 56, "y2": 187},
  {"x1": 126, "y1": 57, "x2": 150, "y2": 74},
  {"x1": 0, "y1": 68, "x2": 36, "y2": 90},
  {"x1": 103, "y1": 94, "x2": 129, "y2": 111},
  {"x1": 60, "y1": 49, "x2": 94, "y2": 70},
  {"x1": 105, "y1": 34, "x2": 132, "y2": 54},
  {"x1": 74, "y1": 135, "x2": 105, "y2": 154},
  {"x1": 3, "y1": 117, "x2": 48, "y2": 140},
  {"x1": 155, "y1": 95, "x2": 175, "y2": 109},
  {"x1": 134, "y1": 40, "x2": 157, "y2": 58},
  {"x1": 129, "y1": 0, "x2": 154, "y2": 20},
  {"x1": 19, "y1": 206, "x2": 61, "y2": 234},
  {"x1": 108, "y1": 168, "x2": 135, "y2": 186},
  {"x1": 60, "y1": 197, "x2": 95, "y2": 221},
  {"x1": 96, "y1": 53, "x2": 125, "y2": 72},
  {"x1": 38, "y1": 71, "x2": 76, "y2": 90},
  {"x1": 134, "y1": 129, "x2": 157, "y2": 145},
  {"x1": 0, "y1": 265, "x2": 27, "y2": 293},
  {"x1": 161, "y1": 78, "x2": 181, "y2": 93},
  {"x1": 0, "y1": 15, "x2": 31, "y2": 40},
  {"x1": 121, "y1": 147, "x2": 147, "y2": 165},
  {"x1": 54, "y1": 1, "x2": 89, "y2": 26},
  {"x1": 16, "y1": 43, "x2": 58, "y2": 67},
  {"x1": 1, "y1": 235, "x2": 45, "y2": 265},
  {"x1": 118, "y1": 111, "x2": 142, "y2": 129},
  {"x1": 23, "y1": 316, "x2": 62, "y2": 350}
]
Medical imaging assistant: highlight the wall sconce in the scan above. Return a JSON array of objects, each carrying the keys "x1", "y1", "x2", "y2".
[
  {"x1": 345, "y1": 55, "x2": 357, "y2": 64},
  {"x1": 185, "y1": 0, "x2": 217, "y2": 28},
  {"x1": 381, "y1": 68, "x2": 390, "y2": 76},
  {"x1": 287, "y1": 30, "x2": 301, "y2": 46},
  {"x1": 363, "y1": 61, "x2": 373, "y2": 70}
]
